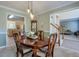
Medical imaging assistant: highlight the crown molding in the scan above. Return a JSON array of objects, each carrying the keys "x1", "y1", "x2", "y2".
[
  {"x1": 38, "y1": 2, "x2": 77, "y2": 16},
  {"x1": 0, "y1": 5, "x2": 25, "y2": 14}
]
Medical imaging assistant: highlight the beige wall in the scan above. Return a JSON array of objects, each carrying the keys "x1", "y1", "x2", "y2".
[{"x1": 37, "y1": 13, "x2": 50, "y2": 32}]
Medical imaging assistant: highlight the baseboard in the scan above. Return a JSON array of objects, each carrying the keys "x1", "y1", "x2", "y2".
[{"x1": 0, "y1": 46, "x2": 6, "y2": 49}]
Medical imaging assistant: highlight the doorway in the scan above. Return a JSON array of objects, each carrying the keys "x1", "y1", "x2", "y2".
[{"x1": 6, "y1": 14, "x2": 24, "y2": 47}]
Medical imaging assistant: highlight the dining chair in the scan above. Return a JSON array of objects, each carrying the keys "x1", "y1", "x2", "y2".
[
  {"x1": 37, "y1": 33, "x2": 57, "y2": 57},
  {"x1": 37, "y1": 30, "x2": 44, "y2": 40},
  {"x1": 13, "y1": 33, "x2": 32, "y2": 57}
]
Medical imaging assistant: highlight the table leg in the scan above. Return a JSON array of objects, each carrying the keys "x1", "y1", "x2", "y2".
[{"x1": 32, "y1": 47, "x2": 38, "y2": 57}]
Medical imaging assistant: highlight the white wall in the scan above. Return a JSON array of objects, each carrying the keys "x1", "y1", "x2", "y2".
[
  {"x1": 68, "y1": 21, "x2": 78, "y2": 32},
  {"x1": 50, "y1": 14, "x2": 60, "y2": 34},
  {"x1": 61, "y1": 20, "x2": 79, "y2": 32},
  {"x1": 58, "y1": 9, "x2": 79, "y2": 32},
  {"x1": 0, "y1": 6, "x2": 30, "y2": 47},
  {"x1": 59, "y1": 9, "x2": 79, "y2": 20}
]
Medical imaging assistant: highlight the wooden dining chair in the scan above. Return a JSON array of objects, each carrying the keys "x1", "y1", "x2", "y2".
[
  {"x1": 37, "y1": 33, "x2": 57, "y2": 57},
  {"x1": 37, "y1": 30, "x2": 44, "y2": 40},
  {"x1": 13, "y1": 33, "x2": 32, "y2": 57}
]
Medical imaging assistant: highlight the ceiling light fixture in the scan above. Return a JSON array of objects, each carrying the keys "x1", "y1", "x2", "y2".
[
  {"x1": 30, "y1": 13, "x2": 34, "y2": 20},
  {"x1": 27, "y1": 1, "x2": 35, "y2": 20},
  {"x1": 30, "y1": 1, "x2": 34, "y2": 20},
  {"x1": 8, "y1": 15, "x2": 14, "y2": 19},
  {"x1": 27, "y1": 8, "x2": 30, "y2": 13},
  {"x1": 27, "y1": 1, "x2": 30, "y2": 13}
]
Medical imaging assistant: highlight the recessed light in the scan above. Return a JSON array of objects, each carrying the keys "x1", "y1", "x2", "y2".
[{"x1": 8, "y1": 15, "x2": 14, "y2": 19}]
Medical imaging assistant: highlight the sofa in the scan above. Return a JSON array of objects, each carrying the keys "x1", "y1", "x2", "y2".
[
  {"x1": 61, "y1": 30, "x2": 73, "y2": 35},
  {"x1": 74, "y1": 31, "x2": 79, "y2": 37}
]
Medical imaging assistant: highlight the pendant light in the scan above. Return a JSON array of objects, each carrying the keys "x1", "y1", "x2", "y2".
[
  {"x1": 27, "y1": 1, "x2": 30, "y2": 13},
  {"x1": 30, "y1": 1, "x2": 34, "y2": 20}
]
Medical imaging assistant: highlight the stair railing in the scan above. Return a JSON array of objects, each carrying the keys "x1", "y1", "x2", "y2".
[{"x1": 50, "y1": 23, "x2": 64, "y2": 46}]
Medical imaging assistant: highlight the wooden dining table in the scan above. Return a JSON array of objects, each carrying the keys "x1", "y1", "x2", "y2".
[{"x1": 19, "y1": 36, "x2": 48, "y2": 57}]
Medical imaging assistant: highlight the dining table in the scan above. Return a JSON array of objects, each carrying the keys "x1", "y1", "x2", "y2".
[{"x1": 19, "y1": 35, "x2": 48, "y2": 57}]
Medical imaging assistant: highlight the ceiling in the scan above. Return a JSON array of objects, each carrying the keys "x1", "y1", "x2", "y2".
[{"x1": 0, "y1": 1, "x2": 77, "y2": 15}]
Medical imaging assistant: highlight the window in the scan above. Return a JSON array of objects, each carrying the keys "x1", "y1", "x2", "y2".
[{"x1": 7, "y1": 21, "x2": 16, "y2": 29}]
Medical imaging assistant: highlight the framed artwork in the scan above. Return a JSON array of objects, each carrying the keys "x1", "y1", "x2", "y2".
[{"x1": 31, "y1": 20, "x2": 37, "y2": 33}]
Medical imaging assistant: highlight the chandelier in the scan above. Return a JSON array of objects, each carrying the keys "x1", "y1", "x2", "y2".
[{"x1": 27, "y1": 1, "x2": 35, "y2": 20}]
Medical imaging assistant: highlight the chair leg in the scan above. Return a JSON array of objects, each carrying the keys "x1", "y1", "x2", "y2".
[
  {"x1": 52, "y1": 49, "x2": 54, "y2": 57},
  {"x1": 21, "y1": 52, "x2": 24, "y2": 57},
  {"x1": 52, "y1": 51, "x2": 53, "y2": 57},
  {"x1": 32, "y1": 53, "x2": 34, "y2": 57},
  {"x1": 16, "y1": 52, "x2": 19, "y2": 57},
  {"x1": 45, "y1": 53, "x2": 48, "y2": 57},
  {"x1": 58, "y1": 39, "x2": 60, "y2": 46}
]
